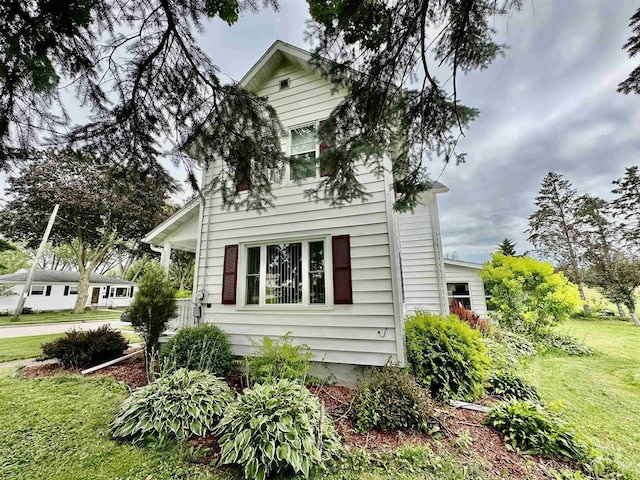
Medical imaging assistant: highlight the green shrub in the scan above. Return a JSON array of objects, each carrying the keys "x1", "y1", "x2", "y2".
[
  {"x1": 498, "y1": 329, "x2": 538, "y2": 358},
  {"x1": 160, "y1": 325, "x2": 234, "y2": 376},
  {"x1": 175, "y1": 289, "x2": 193, "y2": 299},
  {"x1": 129, "y1": 261, "x2": 177, "y2": 359},
  {"x1": 245, "y1": 333, "x2": 314, "y2": 384},
  {"x1": 405, "y1": 311, "x2": 490, "y2": 401},
  {"x1": 487, "y1": 370, "x2": 540, "y2": 403},
  {"x1": 354, "y1": 366, "x2": 435, "y2": 433},
  {"x1": 484, "y1": 400, "x2": 589, "y2": 461},
  {"x1": 536, "y1": 331, "x2": 593, "y2": 356},
  {"x1": 41, "y1": 325, "x2": 129, "y2": 368},
  {"x1": 216, "y1": 379, "x2": 341, "y2": 480},
  {"x1": 112, "y1": 369, "x2": 234, "y2": 443}
]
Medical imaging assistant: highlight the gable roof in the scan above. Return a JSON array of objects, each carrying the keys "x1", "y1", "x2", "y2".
[
  {"x1": 443, "y1": 259, "x2": 484, "y2": 270},
  {"x1": 0, "y1": 270, "x2": 136, "y2": 285},
  {"x1": 239, "y1": 40, "x2": 315, "y2": 92}
]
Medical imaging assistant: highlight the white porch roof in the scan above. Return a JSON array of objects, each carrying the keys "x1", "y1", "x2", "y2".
[{"x1": 143, "y1": 199, "x2": 200, "y2": 253}]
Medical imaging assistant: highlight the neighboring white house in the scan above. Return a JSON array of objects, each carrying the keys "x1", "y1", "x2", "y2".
[
  {"x1": 143, "y1": 40, "x2": 489, "y2": 370},
  {"x1": 0, "y1": 269, "x2": 137, "y2": 313}
]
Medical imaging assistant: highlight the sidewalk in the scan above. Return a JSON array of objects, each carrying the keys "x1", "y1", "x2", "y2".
[{"x1": 0, "y1": 320, "x2": 129, "y2": 339}]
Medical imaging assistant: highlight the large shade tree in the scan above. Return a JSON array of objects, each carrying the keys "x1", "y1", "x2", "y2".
[
  {"x1": 0, "y1": 149, "x2": 176, "y2": 313},
  {"x1": 611, "y1": 166, "x2": 640, "y2": 248},
  {"x1": 1, "y1": 0, "x2": 523, "y2": 211}
]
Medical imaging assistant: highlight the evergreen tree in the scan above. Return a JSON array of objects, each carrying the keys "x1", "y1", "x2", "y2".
[
  {"x1": 497, "y1": 238, "x2": 517, "y2": 256},
  {"x1": 611, "y1": 166, "x2": 640, "y2": 246},
  {"x1": 1, "y1": 0, "x2": 523, "y2": 211},
  {"x1": 129, "y1": 261, "x2": 178, "y2": 362},
  {"x1": 528, "y1": 172, "x2": 588, "y2": 310},
  {"x1": 618, "y1": 7, "x2": 640, "y2": 95}
]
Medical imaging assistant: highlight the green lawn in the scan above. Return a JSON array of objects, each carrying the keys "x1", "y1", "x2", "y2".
[
  {"x1": 0, "y1": 370, "x2": 493, "y2": 480},
  {"x1": 0, "y1": 333, "x2": 142, "y2": 362},
  {"x1": 521, "y1": 318, "x2": 640, "y2": 476},
  {"x1": 0, "y1": 309, "x2": 122, "y2": 326},
  {"x1": 0, "y1": 373, "x2": 226, "y2": 480}
]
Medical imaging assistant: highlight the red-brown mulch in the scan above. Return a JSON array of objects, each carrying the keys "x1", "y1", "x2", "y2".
[{"x1": 21, "y1": 359, "x2": 576, "y2": 479}]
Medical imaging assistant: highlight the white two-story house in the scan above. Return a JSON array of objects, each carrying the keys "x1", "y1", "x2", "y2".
[{"x1": 144, "y1": 40, "x2": 487, "y2": 373}]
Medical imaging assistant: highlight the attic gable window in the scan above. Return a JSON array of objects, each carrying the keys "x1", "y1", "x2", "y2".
[{"x1": 279, "y1": 78, "x2": 290, "y2": 90}]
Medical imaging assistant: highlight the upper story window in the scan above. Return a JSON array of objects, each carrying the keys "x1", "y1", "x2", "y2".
[
  {"x1": 279, "y1": 78, "x2": 290, "y2": 90},
  {"x1": 290, "y1": 125, "x2": 317, "y2": 181}
]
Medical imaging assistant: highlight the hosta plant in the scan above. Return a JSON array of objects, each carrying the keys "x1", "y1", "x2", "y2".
[
  {"x1": 112, "y1": 369, "x2": 234, "y2": 443},
  {"x1": 487, "y1": 370, "x2": 540, "y2": 403},
  {"x1": 484, "y1": 400, "x2": 589, "y2": 462},
  {"x1": 215, "y1": 379, "x2": 342, "y2": 480}
]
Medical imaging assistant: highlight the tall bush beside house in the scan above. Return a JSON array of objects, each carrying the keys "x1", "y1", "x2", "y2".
[
  {"x1": 129, "y1": 261, "x2": 177, "y2": 363},
  {"x1": 160, "y1": 325, "x2": 235, "y2": 376},
  {"x1": 480, "y1": 253, "x2": 582, "y2": 334},
  {"x1": 405, "y1": 311, "x2": 490, "y2": 401}
]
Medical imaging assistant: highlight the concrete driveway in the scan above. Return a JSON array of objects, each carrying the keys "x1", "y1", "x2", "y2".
[{"x1": 0, "y1": 320, "x2": 130, "y2": 339}]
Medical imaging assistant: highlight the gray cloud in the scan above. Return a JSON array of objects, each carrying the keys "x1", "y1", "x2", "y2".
[{"x1": 436, "y1": 1, "x2": 640, "y2": 261}]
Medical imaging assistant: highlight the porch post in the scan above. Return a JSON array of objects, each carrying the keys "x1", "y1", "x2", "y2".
[{"x1": 161, "y1": 241, "x2": 172, "y2": 276}]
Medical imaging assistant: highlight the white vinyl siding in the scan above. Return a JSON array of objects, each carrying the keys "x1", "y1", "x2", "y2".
[
  {"x1": 196, "y1": 61, "x2": 399, "y2": 366},
  {"x1": 397, "y1": 193, "x2": 447, "y2": 314},
  {"x1": 443, "y1": 262, "x2": 488, "y2": 316}
]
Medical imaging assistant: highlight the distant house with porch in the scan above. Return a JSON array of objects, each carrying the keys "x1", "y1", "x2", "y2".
[
  {"x1": 0, "y1": 269, "x2": 137, "y2": 314},
  {"x1": 143, "y1": 40, "x2": 489, "y2": 373}
]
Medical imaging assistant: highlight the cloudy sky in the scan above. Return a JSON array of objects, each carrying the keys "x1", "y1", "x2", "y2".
[
  {"x1": 2, "y1": 1, "x2": 638, "y2": 263},
  {"x1": 185, "y1": 0, "x2": 640, "y2": 262}
]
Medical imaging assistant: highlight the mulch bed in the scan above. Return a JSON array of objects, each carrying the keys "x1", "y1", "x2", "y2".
[{"x1": 21, "y1": 356, "x2": 576, "y2": 479}]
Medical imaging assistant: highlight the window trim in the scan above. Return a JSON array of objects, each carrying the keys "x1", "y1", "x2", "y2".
[{"x1": 236, "y1": 235, "x2": 334, "y2": 311}]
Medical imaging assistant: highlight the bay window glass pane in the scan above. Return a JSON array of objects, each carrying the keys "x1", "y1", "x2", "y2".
[
  {"x1": 266, "y1": 243, "x2": 302, "y2": 304},
  {"x1": 309, "y1": 241, "x2": 325, "y2": 304},
  {"x1": 246, "y1": 247, "x2": 260, "y2": 305}
]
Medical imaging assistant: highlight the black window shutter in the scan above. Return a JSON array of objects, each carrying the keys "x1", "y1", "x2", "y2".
[
  {"x1": 64, "y1": 286, "x2": 69, "y2": 296},
  {"x1": 103, "y1": 286, "x2": 110, "y2": 299},
  {"x1": 129, "y1": 286, "x2": 134, "y2": 297},
  {"x1": 332, "y1": 235, "x2": 353, "y2": 304},
  {"x1": 222, "y1": 245, "x2": 239, "y2": 305},
  {"x1": 45, "y1": 285, "x2": 52, "y2": 296}
]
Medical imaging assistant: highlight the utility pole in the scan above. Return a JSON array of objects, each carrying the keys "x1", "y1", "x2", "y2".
[{"x1": 13, "y1": 204, "x2": 59, "y2": 321}]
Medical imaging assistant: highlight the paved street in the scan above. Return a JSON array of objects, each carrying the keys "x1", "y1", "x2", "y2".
[{"x1": 0, "y1": 320, "x2": 129, "y2": 339}]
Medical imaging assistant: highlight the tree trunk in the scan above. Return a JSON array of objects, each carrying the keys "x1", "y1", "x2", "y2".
[
  {"x1": 626, "y1": 301, "x2": 640, "y2": 326},
  {"x1": 73, "y1": 269, "x2": 92, "y2": 314},
  {"x1": 616, "y1": 302, "x2": 626, "y2": 318},
  {"x1": 576, "y1": 282, "x2": 590, "y2": 313}
]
